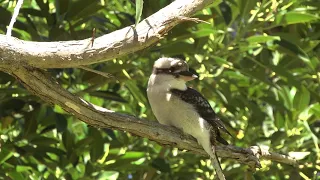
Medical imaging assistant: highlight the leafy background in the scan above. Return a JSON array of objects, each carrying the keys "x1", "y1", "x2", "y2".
[{"x1": 0, "y1": 0, "x2": 319, "y2": 179}]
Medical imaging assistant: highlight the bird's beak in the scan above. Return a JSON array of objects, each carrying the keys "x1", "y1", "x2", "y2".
[{"x1": 178, "y1": 71, "x2": 198, "y2": 81}]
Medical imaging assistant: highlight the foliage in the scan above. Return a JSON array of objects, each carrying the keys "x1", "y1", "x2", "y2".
[{"x1": 0, "y1": 0, "x2": 319, "y2": 179}]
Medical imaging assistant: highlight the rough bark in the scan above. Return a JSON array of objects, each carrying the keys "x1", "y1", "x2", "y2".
[{"x1": 0, "y1": 0, "x2": 213, "y2": 68}]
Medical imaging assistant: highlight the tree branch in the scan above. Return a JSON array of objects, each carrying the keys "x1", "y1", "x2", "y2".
[
  {"x1": 1, "y1": 66, "x2": 298, "y2": 170},
  {"x1": 6, "y1": 0, "x2": 24, "y2": 37},
  {"x1": 0, "y1": 0, "x2": 213, "y2": 69},
  {"x1": 0, "y1": 0, "x2": 298, "y2": 171}
]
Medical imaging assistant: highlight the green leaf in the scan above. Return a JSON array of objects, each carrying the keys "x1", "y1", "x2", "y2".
[
  {"x1": 0, "y1": 88, "x2": 28, "y2": 95},
  {"x1": 20, "y1": 8, "x2": 44, "y2": 17},
  {"x1": 30, "y1": 136, "x2": 59, "y2": 146},
  {"x1": 7, "y1": 171, "x2": 25, "y2": 180},
  {"x1": 274, "y1": 111, "x2": 285, "y2": 129},
  {"x1": 31, "y1": 145, "x2": 66, "y2": 156},
  {"x1": 238, "y1": 0, "x2": 256, "y2": 18},
  {"x1": 75, "y1": 137, "x2": 94, "y2": 150},
  {"x1": 151, "y1": 157, "x2": 171, "y2": 173},
  {"x1": 0, "y1": 71, "x2": 15, "y2": 84},
  {"x1": 89, "y1": 128, "x2": 104, "y2": 162},
  {"x1": 55, "y1": 113, "x2": 68, "y2": 132},
  {"x1": 157, "y1": 42, "x2": 197, "y2": 55},
  {"x1": 66, "y1": 0, "x2": 103, "y2": 20},
  {"x1": 268, "y1": 65, "x2": 302, "y2": 88},
  {"x1": 104, "y1": 151, "x2": 146, "y2": 169},
  {"x1": 55, "y1": 0, "x2": 69, "y2": 17},
  {"x1": 246, "y1": 35, "x2": 280, "y2": 44},
  {"x1": 0, "y1": 148, "x2": 13, "y2": 164},
  {"x1": 0, "y1": 98, "x2": 25, "y2": 112},
  {"x1": 310, "y1": 103, "x2": 320, "y2": 117},
  {"x1": 260, "y1": 95, "x2": 287, "y2": 112},
  {"x1": 288, "y1": 152, "x2": 310, "y2": 160},
  {"x1": 239, "y1": 68, "x2": 274, "y2": 87},
  {"x1": 275, "y1": 39, "x2": 309, "y2": 62},
  {"x1": 271, "y1": 131, "x2": 287, "y2": 146},
  {"x1": 293, "y1": 86, "x2": 310, "y2": 112},
  {"x1": 278, "y1": 86, "x2": 294, "y2": 110},
  {"x1": 35, "y1": 0, "x2": 52, "y2": 26},
  {"x1": 23, "y1": 111, "x2": 38, "y2": 138},
  {"x1": 97, "y1": 171, "x2": 119, "y2": 180},
  {"x1": 89, "y1": 91, "x2": 127, "y2": 103},
  {"x1": 125, "y1": 81, "x2": 148, "y2": 106},
  {"x1": 275, "y1": 12, "x2": 319, "y2": 26},
  {"x1": 62, "y1": 129, "x2": 75, "y2": 153},
  {"x1": 118, "y1": 151, "x2": 145, "y2": 160},
  {"x1": 16, "y1": 165, "x2": 33, "y2": 173},
  {"x1": 135, "y1": 0, "x2": 144, "y2": 26}
]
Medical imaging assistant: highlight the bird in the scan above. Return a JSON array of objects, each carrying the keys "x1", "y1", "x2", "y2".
[{"x1": 147, "y1": 57, "x2": 231, "y2": 180}]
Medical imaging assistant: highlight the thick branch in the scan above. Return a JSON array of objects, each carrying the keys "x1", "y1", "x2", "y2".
[
  {"x1": 1, "y1": 66, "x2": 298, "y2": 169},
  {"x1": 0, "y1": 0, "x2": 213, "y2": 69},
  {"x1": 0, "y1": 0, "x2": 298, "y2": 171}
]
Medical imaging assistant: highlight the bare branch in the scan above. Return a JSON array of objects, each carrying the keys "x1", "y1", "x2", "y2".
[
  {"x1": 1, "y1": 66, "x2": 298, "y2": 169},
  {"x1": 6, "y1": 0, "x2": 24, "y2": 37},
  {"x1": 78, "y1": 65, "x2": 114, "y2": 79},
  {"x1": 211, "y1": 146, "x2": 226, "y2": 180},
  {"x1": 0, "y1": 0, "x2": 213, "y2": 69}
]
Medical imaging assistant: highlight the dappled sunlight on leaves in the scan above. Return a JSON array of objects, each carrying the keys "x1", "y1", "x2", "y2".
[{"x1": 0, "y1": 0, "x2": 319, "y2": 179}]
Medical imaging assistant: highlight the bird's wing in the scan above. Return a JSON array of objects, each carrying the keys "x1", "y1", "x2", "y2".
[{"x1": 170, "y1": 87, "x2": 231, "y2": 145}]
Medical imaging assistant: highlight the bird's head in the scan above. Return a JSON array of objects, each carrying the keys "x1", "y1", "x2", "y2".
[
  {"x1": 152, "y1": 57, "x2": 198, "y2": 82},
  {"x1": 148, "y1": 57, "x2": 198, "y2": 91}
]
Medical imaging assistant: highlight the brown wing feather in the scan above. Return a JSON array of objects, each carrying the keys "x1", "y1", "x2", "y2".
[{"x1": 170, "y1": 87, "x2": 231, "y2": 145}]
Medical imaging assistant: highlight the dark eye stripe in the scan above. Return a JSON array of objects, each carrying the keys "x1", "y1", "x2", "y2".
[{"x1": 153, "y1": 67, "x2": 181, "y2": 78}]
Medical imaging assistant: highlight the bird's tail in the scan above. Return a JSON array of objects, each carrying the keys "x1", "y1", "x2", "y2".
[{"x1": 210, "y1": 145, "x2": 226, "y2": 180}]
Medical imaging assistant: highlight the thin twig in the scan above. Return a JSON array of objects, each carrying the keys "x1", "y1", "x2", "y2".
[
  {"x1": 6, "y1": 0, "x2": 24, "y2": 37},
  {"x1": 175, "y1": 16, "x2": 211, "y2": 24},
  {"x1": 163, "y1": 16, "x2": 210, "y2": 26},
  {"x1": 78, "y1": 65, "x2": 114, "y2": 79},
  {"x1": 211, "y1": 146, "x2": 226, "y2": 180},
  {"x1": 91, "y1": 28, "x2": 96, "y2": 48}
]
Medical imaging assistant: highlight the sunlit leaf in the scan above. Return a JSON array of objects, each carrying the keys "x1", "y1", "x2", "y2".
[
  {"x1": 274, "y1": 111, "x2": 285, "y2": 129},
  {"x1": 247, "y1": 35, "x2": 280, "y2": 44},
  {"x1": 293, "y1": 86, "x2": 310, "y2": 112},
  {"x1": 288, "y1": 152, "x2": 310, "y2": 160},
  {"x1": 135, "y1": 0, "x2": 144, "y2": 26},
  {"x1": 275, "y1": 12, "x2": 319, "y2": 26},
  {"x1": 0, "y1": 148, "x2": 13, "y2": 164},
  {"x1": 98, "y1": 171, "x2": 119, "y2": 180},
  {"x1": 16, "y1": 165, "x2": 33, "y2": 172}
]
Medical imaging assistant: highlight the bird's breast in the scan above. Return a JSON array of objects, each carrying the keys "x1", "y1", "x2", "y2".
[{"x1": 147, "y1": 88, "x2": 210, "y2": 139}]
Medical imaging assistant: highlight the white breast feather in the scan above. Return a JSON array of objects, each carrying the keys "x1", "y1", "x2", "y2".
[{"x1": 147, "y1": 77, "x2": 214, "y2": 158}]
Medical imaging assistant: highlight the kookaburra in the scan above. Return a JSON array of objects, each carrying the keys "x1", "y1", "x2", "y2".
[{"x1": 147, "y1": 57, "x2": 231, "y2": 179}]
